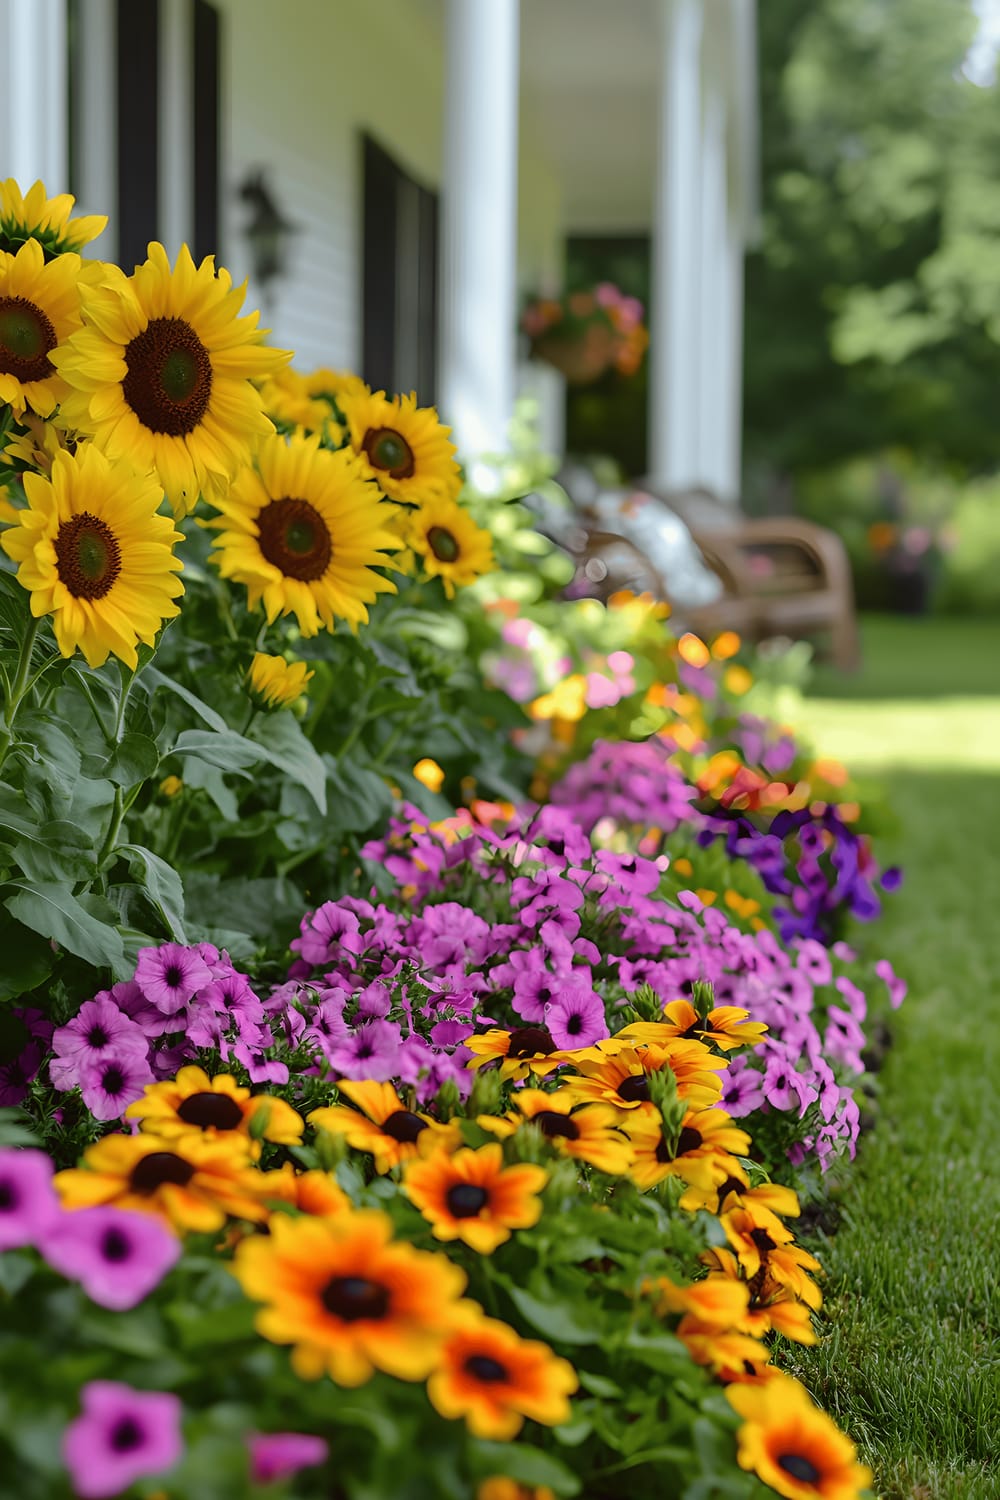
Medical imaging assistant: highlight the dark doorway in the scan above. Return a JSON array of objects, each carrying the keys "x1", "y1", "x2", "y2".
[{"x1": 362, "y1": 135, "x2": 438, "y2": 403}]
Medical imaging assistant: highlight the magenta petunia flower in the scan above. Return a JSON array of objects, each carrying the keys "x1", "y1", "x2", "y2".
[
  {"x1": 39, "y1": 1206, "x2": 180, "y2": 1309},
  {"x1": 52, "y1": 997, "x2": 149, "y2": 1077},
  {"x1": 326, "y1": 1020, "x2": 402, "y2": 1080},
  {"x1": 248, "y1": 1431, "x2": 329, "y2": 1483},
  {"x1": 62, "y1": 1381, "x2": 183, "y2": 1499},
  {"x1": 0, "y1": 1147, "x2": 60, "y2": 1249},
  {"x1": 545, "y1": 987, "x2": 609, "y2": 1050},
  {"x1": 78, "y1": 1051, "x2": 155, "y2": 1122},
  {"x1": 875, "y1": 957, "x2": 907, "y2": 1009},
  {"x1": 0, "y1": 1040, "x2": 44, "y2": 1107},
  {"x1": 134, "y1": 943, "x2": 214, "y2": 1015}
]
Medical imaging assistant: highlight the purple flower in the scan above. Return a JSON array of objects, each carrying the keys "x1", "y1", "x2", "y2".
[
  {"x1": 880, "y1": 865, "x2": 903, "y2": 892},
  {"x1": 326, "y1": 1020, "x2": 402, "y2": 1080},
  {"x1": 231, "y1": 1040, "x2": 289, "y2": 1085},
  {"x1": 134, "y1": 943, "x2": 214, "y2": 1015},
  {"x1": 762, "y1": 1050, "x2": 816, "y2": 1115},
  {"x1": 719, "y1": 1056, "x2": 765, "y2": 1116},
  {"x1": 51, "y1": 998, "x2": 149, "y2": 1091},
  {"x1": 62, "y1": 1381, "x2": 183, "y2": 1499},
  {"x1": 291, "y1": 902, "x2": 365, "y2": 968},
  {"x1": 248, "y1": 1431, "x2": 329, "y2": 1484},
  {"x1": 0, "y1": 1040, "x2": 44, "y2": 1107},
  {"x1": 79, "y1": 1051, "x2": 154, "y2": 1122},
  {"x1": 39, "y1": 1207, "x2": 180, "y2": 1309},
  {"x1": 875, "y1": 958, "x2": 907, "y2": 1009},
  {"x1": 545, "y1": 987, "x2": 609, "y2": 1050},
  {"x1": 0, "y1": 1147, "x2": 60, "y2": 1249}
]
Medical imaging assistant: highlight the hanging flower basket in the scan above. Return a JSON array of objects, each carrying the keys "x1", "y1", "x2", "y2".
[
  {"x1": 532, "y1": 321, "x2": 621, "y2": 385},
  {"x1": 522, "y1": 284, "x2": 649, "y2": 386}
]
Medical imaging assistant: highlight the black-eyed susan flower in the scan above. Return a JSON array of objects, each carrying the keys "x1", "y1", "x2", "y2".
[
  {"x1": 257, "y1": 1164, "x2": 351, "y2": 1219},
  {"x1": 620, "y1": 1003, "x2": 768, "y2": 1052},
  {"x1": 645, "y1": 1275, "x2": 751, "y2": 1328},
  {"x1": 464, "y1": 1026, "x2": 563, "y2": 1082},
  {"x1": 406, "y1": 495, "x2": 494, "y2": 598},
  {"x1": 52, "y1": 242, "x2": 289, "y2": 516},
  {"x1": 0, "y1": 178, "x2": 107, "y2": 257},
  {"x1": 680, "y1": 1247, "x2": 819, "y2": 1344},
  {"x1": 426, "y1": 1307, "x2": 577, "y2": 1438},
  {"x1": 478, "y1": 1482, "x2": 556, "y2": 1500},
  {"x1": 54, "y1": 1131, "x2": 268, "y2": 1234},
  {"x1": 309, "y1": 1080, "x2": 461, "y2": 1175},
  {"x1": 210, "y1": 433, "x2": 399, "y2": 634},
  {"x1": 1, "y1": 444, "x2": 183, "y2": 669},
  {"x1": 719, "y1": 1205, "x2": 823, "y2": 1308},
  {"x1": 680, "y1": 1324, "x2": 773, "y2": 1381},
  {"x1": 624, "y1": 1105, "x2": 751, "y2": 1192},
  {"x1": 402, "y1": 1144, "x2": 547, "y2": 1254},
  {"x1": 340, "y1": 387, "x2": 461, "y2": 506},
  {"x1": 727, "y1": 1372, "x2": 873, "y2": 1500},
  {"x1": 231, "y1": 1209, "x2": 466, "y2": 1386},
  {"x1": 247, "y1": 651, "x2": 314, "y2": 711},
  {"x1": 478, "y1": 1089, "x2": 632, "y2": 1176},
  {"x1": 0, "y1": 238, "x2": 83, "y2": 416},
  {"x1": 681, "y1": 1176, "x2": 799, "y2": 1219},
  {"x1": 125, "y1": 1066, "x2": 303, "y2": 1152},
  {"x1": 560, "y1": 1039, "x2": 725, "y2": 1113}
]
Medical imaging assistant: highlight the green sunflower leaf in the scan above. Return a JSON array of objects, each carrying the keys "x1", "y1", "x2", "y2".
[
  {"x1": 119, "y1": 843, "x2": 187, "y2": 942},
  {"x1": 4, "y1": 880, "x2": 127, "y2": 976}
]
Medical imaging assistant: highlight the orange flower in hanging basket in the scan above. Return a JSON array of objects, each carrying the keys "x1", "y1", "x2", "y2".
[{"x1": 531, "y1": 321, "x2": 621, "y2": 385}]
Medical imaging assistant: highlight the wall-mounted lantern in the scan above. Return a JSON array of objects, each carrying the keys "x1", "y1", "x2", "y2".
[{"x1": 238, "y1": 168, "x2": 297, "y2": 308}]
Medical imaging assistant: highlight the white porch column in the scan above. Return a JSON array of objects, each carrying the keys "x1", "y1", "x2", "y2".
[
  {"x1": 696, "y1": 17, "x2": 739, "y2": 499},
  {"x1": 438, "y1": 0, "x2": 520, "y2": 458},
  {"x1": 159, "y1": 0, "x2": 196, "y2": 258},
  {"x1": 0, "y1": 0, "x2": 67, "y2": 194},
  {"x1": 75, "y1": 0, "x2": 118, "y2": 261},
  {"x1": 649, "y1": 0, "x2": 704, "y2": 490}
]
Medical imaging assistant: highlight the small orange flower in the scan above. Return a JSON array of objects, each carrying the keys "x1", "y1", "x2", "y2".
[
  {"x1": 402, "y1": 1144, "x2": 547, "y2": 1253},
  {"x1": 259, "y1": 1164, "x2": 351, "y2": 1218},
  {"x1": 719, "y1": 1206, "x2": 822, "y2": 1308},
  {"x1": 620, "y1": 1004, "x2": 768, "y2": 1052},
  {"x1": 464, "y1": 1026, "x2": 563, "y2": 1081},
  {"x1": 728, "y1": 1372, "x2": 873, "y2": 1499},
  {"x1": 478, "y1": 1482, "x2": 556, "y2": 1500},
  {"x1": 427, "y1": 1308, "x2": 577, "y2": 1438},
  {"x1": 560, "y1": 1039, "x2": 726, "y2": 1112},
  {"x1": 309, "y1": 1080, "x2": 461, "y2": 1174},
  {"x1": 126, "y1": 1067, "x2": 304, "y2": 1153},
  {"x1": 625, "y1": 1106, "x2": 750, "y2": 1192},
  {"x1": 478, "y1": 1089, "x2": 632, "y2": 1176}
]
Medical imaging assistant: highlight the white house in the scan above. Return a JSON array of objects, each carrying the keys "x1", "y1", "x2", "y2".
[{"x1": 0, "y1": 0, "x2": 758, "y2": 495}]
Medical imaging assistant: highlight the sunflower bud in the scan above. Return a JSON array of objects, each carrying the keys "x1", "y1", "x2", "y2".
[{"x1": 246, "y1": 651, "x2": 314, "y2": 712}]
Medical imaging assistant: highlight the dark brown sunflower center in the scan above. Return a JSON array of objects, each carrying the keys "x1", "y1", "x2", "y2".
[
  {"x1": 534, "y1": 1110, "x2": 579, "y2": 1141},
  {"x1": 110, "y1": 1417, "x2": 144, "y2": 1453},
  {"x1": 715, "y1": 1176, "x2": 745, "y2": 1208},
  {"x1": 177, "y1": 1092, "x2": 244, "y2": 1130},
  {"x1": 381, "y1": 1109, "x2": 427, "y2": 1143},
  {"x1": 53, "y1": 512, "x2": 122, "y2": 600},
  {"x1": 122, "y1": 316, "x2": 212, "y2": 434},
  {"x1": 777, "y1": 1454, "x2": 822, "y2": 1484},
  {"x1": 750, "y1": 1227, "x2": 777, "y2": 1252},
  {"x1": 675, "y1": 1126, "x2": 703, "y2": 1156},
  {"x1": 426, "y1": 525, "x2": 459, "y2": 563},
  {"x1": 362, "y1": 426, "x2": 415, "y2": 479},
  {"x1": 101, "y1": 1227, "x2": 132, "y2": 1263},
  {"x1": 321, "y1": 1275, "x2": 390, "y2": 1322},
  {"x1": 464, "y1": 1354, "x2": 509, "y2": 1384},
  {"x1": 129, "y1": 1151, "x2": 196, "y2": 1194},
  {"x1": 508, "y1": 1025, "x2": 556, "y2": 1059},
  {"x1": 446, "y1": 1183, "x2": 489, "y2": 1218},
  {"x1": 257, "y1": 497, "x2": 333, "y2": 581},
  {"x1": 617, "y1": 1074, "x2": 650, "y2": 1103},
  {"x1": 0, "y1": 295, "x2": 57, "y2": 381}
]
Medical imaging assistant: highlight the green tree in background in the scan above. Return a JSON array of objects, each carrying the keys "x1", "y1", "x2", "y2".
[{"x1": 745, "y1": 0, "x2": 1000, "y2": 482}]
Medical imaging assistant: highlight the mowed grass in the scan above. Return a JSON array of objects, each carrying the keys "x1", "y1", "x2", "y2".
[{"x1": 788, "y1": 618, "x2": 1000, "y2": 1500}]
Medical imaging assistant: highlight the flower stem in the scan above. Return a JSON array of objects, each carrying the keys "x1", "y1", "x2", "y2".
[{"x1": 0, "y1": 614, "x2": 41, "y2": 775}]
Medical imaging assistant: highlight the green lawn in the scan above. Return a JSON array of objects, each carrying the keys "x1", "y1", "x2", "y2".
[{"x1": 787, "y1": 617, "x2": 1000, "y2": 1500}]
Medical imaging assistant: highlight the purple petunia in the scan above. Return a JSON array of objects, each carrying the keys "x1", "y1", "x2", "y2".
[
  {"x1": 134, "y1": 942, "x2": 214, "y2": 1015},
  {"x1": 248, "y1": 1431, "x2": 329, "y2": 1483},
  {"x1": 545, "y1": 987, "x2": 609, "y2": 1050},
  {"x1": 0, "y1": 1147, "x2": 60, "y2": 1249},
  {"x1": 39, "y1": 1206, "x2": 181, "y2": 1309},
  {"x1": 61, "y1": 1381, "x2": 183, "y2": 1499},
  {"x1": 78, "y1": 1051, "x2": 155, "y2": 1122}
]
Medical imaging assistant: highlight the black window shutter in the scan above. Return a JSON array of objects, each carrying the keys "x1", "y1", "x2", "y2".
[
  {"x1": 116, "y1": 0, "x2": 160, "y2": 271},
  {"x1": 193, "y1": 0, "x2": 221, "y2": 262}
]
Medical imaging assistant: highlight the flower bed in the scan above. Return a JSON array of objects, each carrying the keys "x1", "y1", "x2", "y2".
[{"x1": 0, "y1": 180, "x2": 896, "y2": 1499}]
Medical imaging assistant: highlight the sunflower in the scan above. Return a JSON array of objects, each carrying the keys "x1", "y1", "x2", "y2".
[
  {"x1": 0, "y1": 238, "x2": 84, "y2": 417},
  {"x1": 54, "y1": 1131, "x2": 268, "y2": 1234},
  {"x1": 247, "y1": 651, "x2": 314, "y2": 711},
  {"x1": 340, "y1": 387, "x2": 461, "y2": 506},
  {"x1": 52, "y1": 241, "x2": 289, "y2": 516},
  {"x1": 257, "y1": 367, "x2": 344, "y2": 437},
  {"x1": 406, "y1": 495, "x2": 494, "y2": 598},
  {"x1": 308, "y1": 1080, "x2": 461, "y2": 1174},
  {"x1": 125, "y1": 1067, "x2": 303, "y2": 1153},
  {"x1": 560, "y1": 1040, "x2": 726, "y2": 1113},
  {"x1": 464, "y1": 1026, "x2": 564, "y2": 1082},
  {"x1": 210, "y1": 433, "x2": 399, "y2": 635},
  {"x1": 1, "y1": 444, "x2": 184, "y2": 669},
  {"x1": 426, "y1": 1308, "x2": 577, "y2": 1438},
  {"x1": 624, "y1": 1106, "x2": 751, "y2": 1192},
  {"x1": 230, "y1": 1209, "x2": 466, "y2": 1386},
  {"x1": 620, "y1": 1003, "x2": 769, "y2": 1052},
  {"x1": 402, "y1": 1144, "x2": 547, "y2": 1254},
  {"x1": 478, "y1": 1089, "x2": 632, "y2": 1176},
  {"x1": 728, "y1": 1373, "x2": 873, "y2": 1500},
  {"x1": 0, "y1": 178, "x2": 107, "y2": 257}
]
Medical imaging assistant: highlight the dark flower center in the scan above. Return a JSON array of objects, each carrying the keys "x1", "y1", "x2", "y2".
[
  {"x1": 533, "y1": 1110, "x2": 579, "y2": 1141},
  {"x1": 0, "y1": 295, "x2": 56, "y2": 381},
  {"x1": 122, "y1": 316, "x2": 212, "y2": 434},
  {"x1": 177, "y1": 1092, "x2": 244, "y2": 1130},
  {"x1": 53, "y1": 513, "x2": 122, "y2": 601},
  {"x1": 164, "y1": 965, "x2": 183, "y2": 989},
  {"x1": 86, "y1": 1025, "x2": 110, "y2": 1049},
  {"x1": 445, "y1": 1183, "x2": 489, "y2": 1219},
  {"x1": 381, "y1": 1110, "x2": 427, "y2": 1143},
  {"x1": 507, "y1": 1025, "x2": 556, "y2": 1059},
  {"x1": 655, "y1": 1125, "x2": 703, "y2": 1164},
  {"x1": 750, "y1": 1227, "x2": 777, "y2": 1252},
  {"x1": 109, "y1": 1416, "x2": 144, "y2": 1453},
  {"x1": 129, "y1": 1151, "x2": 196, "y2": 1194},
  {"x1": 321, "y1": 1275, "x2": 390, "y2": 1321},
  {"x1": 257, "y1": 497, "x2": 333, "y2": 581},
  {"x1": 427, "y1": 525, "x2": 459, "y2": 563},
  {"x1": 617, "y1": 1074, "x2": 650, "y2": 1103},
  {"x1": 565, "y1": 1011, "x2": 585, "y2": 1036},
  {"x1": 101, "y1": 1065, "x2": 126, "y2": 1095},
  {"x1": 778, "y1": 1454, "x2": 822, "y2": 1484},
  {"x1": 464, "y1": 1354, "x2": 509, "y2": 1384},
  {"x1": 101, "y1": 1227, "x2": 132, "y2": 1263},
  {"x1": 0, "y1": 1181, "x2": 16, "y2": 1211},
  {"x1": 362, "y1": 426, "x2": 414, "y2": 479},
  {"x1": 715, "y1": 1176, "x2": 745, "y2": 1208},
  {"x1": 547, "y1": 839, "x2": 565, "y2": 857}
]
